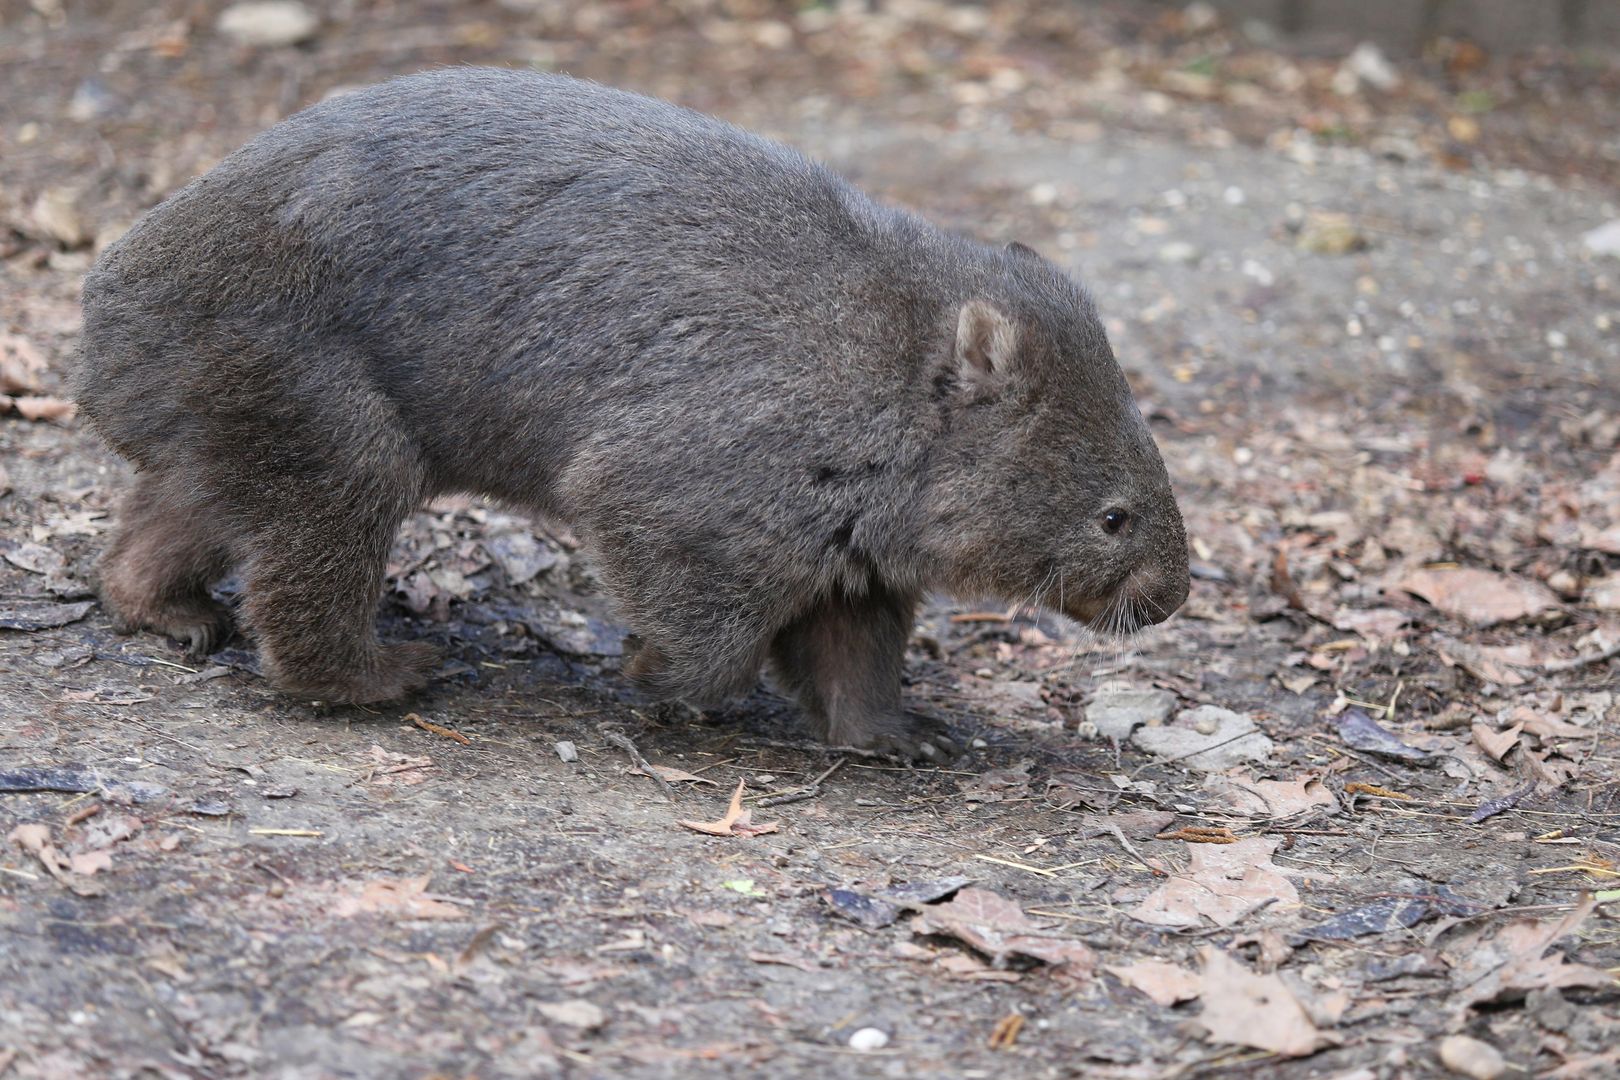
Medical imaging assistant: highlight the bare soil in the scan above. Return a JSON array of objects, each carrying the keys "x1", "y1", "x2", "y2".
[{"x1": 2, "y1": 3, "x2": 1617, "y2": 1078}]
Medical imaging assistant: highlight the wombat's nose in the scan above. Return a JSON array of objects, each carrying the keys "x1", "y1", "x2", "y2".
[{"x1": 1133, "y1": 562, "x2": 1190, "y2": 628}]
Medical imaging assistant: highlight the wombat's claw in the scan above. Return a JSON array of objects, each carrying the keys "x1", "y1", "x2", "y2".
[
  {"x1": 150, "y1": 604, "x2": 234, "y2": 661},
  {"x1": 864, "y1": 726, "x2": 961, "y2": 765},
  {"x1": 181, "y1": 612, "x2": 235, "y2": 659}
]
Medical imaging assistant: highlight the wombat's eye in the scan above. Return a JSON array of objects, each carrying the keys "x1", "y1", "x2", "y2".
[{"x1": 1101, "y1": 509, "x2": 1130, "y2": 535}]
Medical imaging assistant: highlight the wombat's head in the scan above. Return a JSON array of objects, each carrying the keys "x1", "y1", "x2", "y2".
[{"x1": 920, "y1": 243, "x2": 1189, "y2": 634}]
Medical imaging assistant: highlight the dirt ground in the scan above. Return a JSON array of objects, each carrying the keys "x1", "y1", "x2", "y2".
[{"x1": 2, "y1": 2, "x2": 1619, "y2": 1077}]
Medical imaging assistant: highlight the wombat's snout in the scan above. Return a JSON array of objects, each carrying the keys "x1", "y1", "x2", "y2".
[
  {"x1": 1130, "y1": 559, "x2": 1191, "y2": 630},
  {"x1": 1064, "y1": 507, "x2": 1190, "y2": 635},
  {"x1": 1067, "y1": 568, "x2": 1186, "y2": 635}
]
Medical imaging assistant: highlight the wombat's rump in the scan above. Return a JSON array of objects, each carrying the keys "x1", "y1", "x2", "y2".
[{"x1": 76, "y1": 68, "x2": 1189, "y2": 754}]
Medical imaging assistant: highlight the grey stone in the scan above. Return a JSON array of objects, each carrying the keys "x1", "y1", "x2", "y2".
[
  {"x1": 1130, "y1": 706, "x2": 1273, "y2": 771},
  {"x1": 1086, "y1": 687, "x2": 1177, "y2": 741}
]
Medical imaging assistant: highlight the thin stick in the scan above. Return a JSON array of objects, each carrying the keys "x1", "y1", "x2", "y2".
[
  {"x1": 1540, "y1": 641, "x2": 1620, "y2": 674},
  {"x1": 603, "y1": 728, "x2": 674, "y2": 801},
  {"x1": 757, "y1": 757, "x2": 846, "y2": 807}
]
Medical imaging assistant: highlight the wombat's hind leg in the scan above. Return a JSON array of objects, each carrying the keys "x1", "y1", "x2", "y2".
[
  {"x1": 232, "y1": 468, "x2": 437, "y2": 705},
  {"x1": 97, "y1": 471, "x2": 234, "y2": 657},
  {"x1": 769, "y1": 585, "x2": 944, "y2": 759}
]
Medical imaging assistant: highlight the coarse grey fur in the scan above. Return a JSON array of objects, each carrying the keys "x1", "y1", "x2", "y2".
[{"x1": 75, "y1": 67, "x2": 1189, "y2": 754}]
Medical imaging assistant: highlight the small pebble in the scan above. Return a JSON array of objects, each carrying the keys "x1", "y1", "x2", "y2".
[
  {"x1": 970, "y1": 738, "x2": 988, "y2": 750},
  {"x1": 1438, "y1": 1034, "x2": 1507, "y2": 1080},
  {"x1": 848, "y1": 1027, "x2": 890, "y2": 1051},
  {"x1": 217, "y1": 1, "x2": 319, "y2": 47},
  {"x1": 555, "y1": 741, "x2": 578, "y2": 763}
]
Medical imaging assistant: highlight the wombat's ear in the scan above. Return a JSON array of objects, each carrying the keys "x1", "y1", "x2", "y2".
[
  {"x1": 953, "y1": 299, "x2": 1020, "y2": 390},
  {"x1": 1006, "y1": 241, "x2": 1041, "y2": 261}
]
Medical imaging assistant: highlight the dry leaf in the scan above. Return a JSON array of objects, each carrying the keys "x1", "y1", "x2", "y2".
[
  {"x1": 1400, "y1": 567, "x2": 1558, "y2": 627},
  {"x1": 8, "y1": 823, "x2": 103, "y2": 896},
  {"x1": 1472, "y1": 722, "x2": 1523, "y2": 762},
  {"x1": 1195, "y1": 947, "x2": 1333, "y2": 1057},
  {"x1": 1331, "y1": 607, "x2": 1410, "y2": 642},
  {"x1": 637, "y1": 763, "x2": 718, "y2": 786},
  {"x1": 68, "y1": 850, "x2": 113, "y2": 876},
  {"x1": 677, "y1": 779, "x2": 778, "y2": 838},
  {"x1": 1437, "y1": 636, "x2": 1528, "y2": 687},
  {"x1": 1105, "y1": 959, "x2": 1201, "y2": 1006},
  {"x1": 0, "y1": 332, "x2": 47, "y2": 394},
  {"x1": 1, "y1": 394, "x2": 76, "y2": 423},
  {"x1": 1448, "y1": 894, "x2": 1612, "y2": 1010},
  {"x1": 331, "y1": 876, "x2": 467, "y2": 920},
  {"x1": 363, "y1": 744, "x2": 434, "y2": 785},
  {"x1": 1132, "y1": 838, "x2": 1299, "y2": 929},
  {"x1": 1206, "y1": 774, "x2": 1336, "y2": 818},
  {"x1": 911, "y1": 887, "x2": 1096, "y2": 972}
]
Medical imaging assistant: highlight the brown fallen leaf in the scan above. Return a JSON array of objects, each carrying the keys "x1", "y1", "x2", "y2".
[
  {"x1": 1448, "y1": 895, "x2": 1612, "y2": 1011},
  {"x1": 331, "y1": 876, "x2": 467, "y2": 920},
  {"x1": 677, "y1": 778, "x2": 779, "y2": 838},
  {"x1": 68, "y1": 850, "x2": 113, "y2": 876},
  {"x1": 363, "y1": 744, "x2": 434, "y2": 786},
  {"x1": 636, "y1": 763, "x2": 718, "y2": 786},
  {"x1": 1205, "y1": 774, "x2": 1336, "y2": 819},
  {"x1": 936, "y1": 952, "x2": 1024, "y2": 982},
  {"x1": 1105, "y1": 959, "x2": 1201, "y2": 1006},
  {"x1": 1194, "y1": 947, "x2": 1334, "y2": 1057},
  {"x1": 8, "y1": 823, "x2": 103, "y2": 896},
  {"x1": 1472, "y1": 721, "x2": 1523, "y2": 763},
  {"x1": 1515, "y1": 711, "x2": 1596, "y2": 742},
  {"x1": 1, "y1": 393, "x2": 76, "y2": 423},
  {"x1": 1400, "y1": 567, "x2": 1559, "y2": 628},
  {"x1": 0, "y1": 332, "x2": 47, "y2": 394},
  {"x1": 1331, "y1": 606, "x2": 1410, "y2": 643},
  {"x1": 911, "y1": 887, "x2": 1096, "y2": 972},
  {"x1": 1132, "y1": 838, "x2": 1299, "y2": 929},
  {"x1": 1436, "y1": 636, "x2": 1528, "y2": 687}
]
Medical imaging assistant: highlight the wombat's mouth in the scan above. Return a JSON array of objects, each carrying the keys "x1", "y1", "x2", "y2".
[{"x1": 1065, "y1": 589, "x2": 1171, "y2": 637}]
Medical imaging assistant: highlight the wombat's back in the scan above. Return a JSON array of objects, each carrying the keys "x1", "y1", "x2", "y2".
[{"x1": 76, "y1": 68, "x2": 952, "y2": 493}]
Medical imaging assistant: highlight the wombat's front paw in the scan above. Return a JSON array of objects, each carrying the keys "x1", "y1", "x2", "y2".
[
  {"x1": 110, "y1": 598, "x2": 235, "y2": 660},
  {"x1": 828, "y1": 716, "x2": 961, "y2": 764},
  {"x1": 871, "y1": 725, "x2": 961, "y2": 765},
  {"x1": 278, "y1": 642, "x2": 441, "y2": 704},
  {"x1": 353, "y1": 642, "x2": 441, "y2": 703}
]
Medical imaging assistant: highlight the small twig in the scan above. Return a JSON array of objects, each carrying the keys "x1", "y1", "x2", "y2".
[
  {"x1": 1103, "y1": 824, "x2": 1151, "y2": 867},
  {"x1": 603, "y1": 727, "x2": 674, "y2": 801},
  {"x1": 973, "y1": 853, "x2": 1059, "y2": 877},
  {"x1": 1540, "y1": 641, "x2": 1620, "y2": 674},
  {"x1": 750, "y1": 737, "x2": 891, "y2": 760},
  {"x1": 757, "y1": 756, "x2": 846, "y2": 807}
]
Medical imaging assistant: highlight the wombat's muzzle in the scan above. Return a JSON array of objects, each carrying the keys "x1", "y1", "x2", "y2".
[{"x1": 1067, "y1": 561, "x2": 1188, "y2": 635}]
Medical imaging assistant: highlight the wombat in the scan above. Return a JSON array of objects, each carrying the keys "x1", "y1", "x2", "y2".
[{"x1": 75, "y1": 68, "x2": 1189, "y2": 755}]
